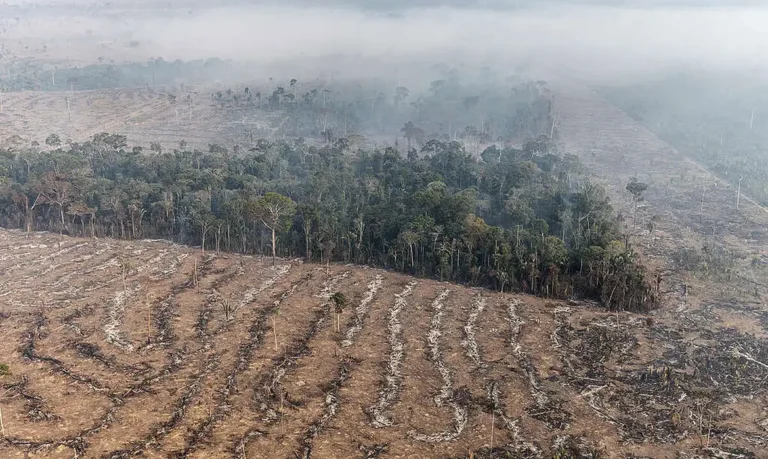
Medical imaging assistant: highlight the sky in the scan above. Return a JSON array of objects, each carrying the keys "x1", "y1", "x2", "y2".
[{"x1": 2, "y1": 0, "x2": 768, "y2": 84}]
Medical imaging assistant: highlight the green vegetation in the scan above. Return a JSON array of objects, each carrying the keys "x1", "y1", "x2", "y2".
[
  {"x1": 0, "y1": 131, "x2": 656, "y2": 311},
  {"x1": 0, "y1": 363, "x2": 10, "y2": 376},
  {"x1": 331, "y1": 292, "x2": 348, "y2": 332}
]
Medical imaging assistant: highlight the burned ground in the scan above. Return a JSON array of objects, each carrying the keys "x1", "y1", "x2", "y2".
[{"x1": 0, "y1": 229, "x2": 766, "y2": 458}]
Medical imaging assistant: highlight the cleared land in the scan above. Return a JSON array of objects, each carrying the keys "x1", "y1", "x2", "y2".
[
  {"x1": 0, "y1": 85, "x2": 766, "y2": 458},
  {"x1": 0, "y1": 88, "x2": 275, "y2": 150},
  {"x1": 0, "y1": 228, "x2": 765, "y2": 459},
  {"x1": 554, "y1": 85, "x2": 768, "y2": 456}
]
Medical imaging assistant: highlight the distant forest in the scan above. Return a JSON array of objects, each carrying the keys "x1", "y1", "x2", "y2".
[
  {"x1": 0, "y1": 58, "x2": 235, "y2": 91},
  {"x1": 0, "y1": 58, "x2": 553, "y2": 146}
]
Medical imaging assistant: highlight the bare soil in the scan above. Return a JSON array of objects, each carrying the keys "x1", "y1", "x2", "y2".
[
  {"x1": 0, "y1": 229, "x2": 766, "y2": 459},
  {"x1": 0, "y1": 88, "x2": 275, "y2": 151}
]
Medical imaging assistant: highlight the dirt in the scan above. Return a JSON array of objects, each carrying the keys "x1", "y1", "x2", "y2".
[
  {"x1": 0, "y1": 82, "x2": 766, "y2": 458},
  {"x1": 0, "y1": 87, "x2": 274, "y2": 151},
  {"x1": 0, "y1": 229, "x2": 765, "y2": 458}
]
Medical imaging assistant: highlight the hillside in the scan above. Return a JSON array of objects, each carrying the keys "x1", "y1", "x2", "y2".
[
  {"x1": 0, "y1": 229, "x2": 765, "y2": 458},
  {"x1": 0, "y1": 88, "x2": 274, "y2": 150},
  {"x1": 553, "y1": 85, "x2": 768, "y2": 456}
]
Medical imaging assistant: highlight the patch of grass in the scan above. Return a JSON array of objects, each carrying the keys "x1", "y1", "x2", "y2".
[{"x1": 0, "y1": 363, "x2": 10, "y2": 376}]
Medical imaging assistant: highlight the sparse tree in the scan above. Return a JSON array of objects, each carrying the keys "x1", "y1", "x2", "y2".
[
  {"x1": 249, "y1": 192, "x2": 296, "y2": 265},
  {"x1": 394, "y1": 86, "x2": 409, "y2": 107},
  {"x1": 330, "y1": 292, "x2": 347, "y2": 332},
  {"x1": 626, "y1": 177, "x2": 648, "y2": 228}
]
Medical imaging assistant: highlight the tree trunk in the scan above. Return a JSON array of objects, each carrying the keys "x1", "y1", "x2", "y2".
[
  {"x1": 25, "y1": 209, "x2": 32, "y2": 234},
  {"x1": 271, "y1": 227, "x2": 277, "y2": 266}
]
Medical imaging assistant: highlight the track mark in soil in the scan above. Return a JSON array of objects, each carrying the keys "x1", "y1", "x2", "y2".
[
  {"x1": 195, "y1": 290, "x2": 219, "y2": 339},
  {"x1": 367, "y1": 280, "x2": 417, "y2": 428},
  {"x1": 9, "y1": 316, "x2": 129, "y2": 456},
  {"x1": 252, "y1": 271, "x2": 351, "y2": 422},
  {"x1": 101, "y1": 353, "x2": 220, "y2": 458},
  {"x1": 462, "y1": 295, "x2": 487, "y2": 370},
  {"x1": 234, "y1": 263, "x2": 292, "y2": 315},
  {"x1": 484, "y1": 380, "x2": 541, "y2": 457},
  {"x1": 20, "y1": 313, "x2": 111, "y2": 393},
  {"x1": 409, "y1": 289, "x2": 469, "y2": 442},
  {"x1": 195, "y1": 261, "x2": 275, "y2": 339},
  {"x1": 1, "y1": 375, "x2": 60, "y2": 422},
  {"x1": 1, "y1": 241, "x2": 90, "y2": 278},
  {"x1": 341, "y1": 274, "x2": 383, "y2": 347},
  {"x1": 149, "y1": 254, "x2": 212, "y2": 347},
  {"x1": 71, "y1": 341, "x2": 148, "y2": 376},
  {"x1": 49, "y1": 245, "x2": 117, "y2": 289},
  {"x1": 7, "y1": 259, "x2": 243, "y2": 457},
  {"x1": 295, "y1": 355, "x2": 359, "y2": 459},
  {"x1": 232, "y1": 429, "x2": 265, "y2": 459},
  {"x1": 508, "y1": 300, "x2": 571, "y2": 430},
  {"x1": 173, "y1": 268, "x2": 310, "y2": 459}
]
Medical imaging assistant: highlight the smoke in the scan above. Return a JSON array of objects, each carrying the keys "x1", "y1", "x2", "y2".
[{"x1": 3, "y1": 2, "x2": 768, "y2": 83}]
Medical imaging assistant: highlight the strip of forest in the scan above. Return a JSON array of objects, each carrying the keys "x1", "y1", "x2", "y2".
[{"x1": 0, "y1": 131, "x2": 656, "y2": 312}]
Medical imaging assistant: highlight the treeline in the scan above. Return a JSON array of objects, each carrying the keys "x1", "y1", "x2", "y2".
[
  {"x1": 0, "y1": 133, "x2": 657, "y2": 311},
  {"x1": 212, "y1": 77, "x2": 552, "y2": 146},
  {"x1": 0, "y1": 57, "x2": 233, "y2": 92},
  {"x1": 1, "y1": 58, "x2": 553, "y2": 148}
]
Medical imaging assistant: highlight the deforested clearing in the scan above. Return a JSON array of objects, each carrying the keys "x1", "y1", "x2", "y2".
[{"x1": 0, "y1": 229, "x2": 766, "y2": 459}]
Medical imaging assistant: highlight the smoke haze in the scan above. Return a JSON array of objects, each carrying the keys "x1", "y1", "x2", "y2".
[{"x1": 2, "y1": 1, "x2": 767, "y2": 83}]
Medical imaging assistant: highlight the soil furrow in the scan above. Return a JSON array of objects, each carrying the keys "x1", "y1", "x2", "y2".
[
  {"x1": 368, "y1": 281, "x2": 417, "y2": 428},
  {"x1": 409, "y1": 289, "x2": 469, "y2": 443}
]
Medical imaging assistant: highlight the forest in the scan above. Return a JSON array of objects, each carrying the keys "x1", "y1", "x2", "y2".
[{"x1": 0, "y1": 128, "x2": 656, "y2": 312}]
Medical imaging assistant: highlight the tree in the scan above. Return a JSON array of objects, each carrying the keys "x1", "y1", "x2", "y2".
[
  {"x1": 249, "y1": 192, "x2": 296, "y2": 265},
  {"x1": 10, "y1": 185, "x2": 41, "y2": 235},
  {"x1": 401, "y1": 122, "x2": 425, "y2": 152},
  {"x1": 45, "y1": 134, "x2": 61, "y2": 148},
  {"x1": 297, "y1": 203, "x2": 318, "y2": 261},
  {"x1": 626, "y1": 177, "x2": 648, "y2": 202},
  {"x1": 626, "y1": 177, "x2": 648, "y2": 227},
  {"x1": 394, "y1": 86, "x2": 409, "y2": 106},
  {"x1": 35, "y1": 172, "x2": 74, "y2": 233},
  {"x1": 330, "y1": 292, "x2": 347, "y2": 332}
]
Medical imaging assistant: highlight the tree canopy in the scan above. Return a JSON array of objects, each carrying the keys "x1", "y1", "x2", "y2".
[{"x1": 0, "y1": 131, "x2": 656, "y2": 311}]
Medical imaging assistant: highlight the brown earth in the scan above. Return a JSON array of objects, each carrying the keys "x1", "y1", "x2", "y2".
[
  {"x1": 553, "y1": 84, "x2": 768, "y2": 457},
  {"x1": 0, "y1": 85, "x2": 767, "y2": 458},
  {"x1": 0, "y1": 228, "x2": 765, "y2": 459}
]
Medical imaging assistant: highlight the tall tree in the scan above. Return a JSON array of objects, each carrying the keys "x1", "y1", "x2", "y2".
[{"x1": 249, "y1": 192, "x2": 296, "y2": 265}]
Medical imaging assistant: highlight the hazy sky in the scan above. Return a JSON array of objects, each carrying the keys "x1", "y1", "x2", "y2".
[{"x1": 2, "y1": 1, "x2": 768, "y2": 84}]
